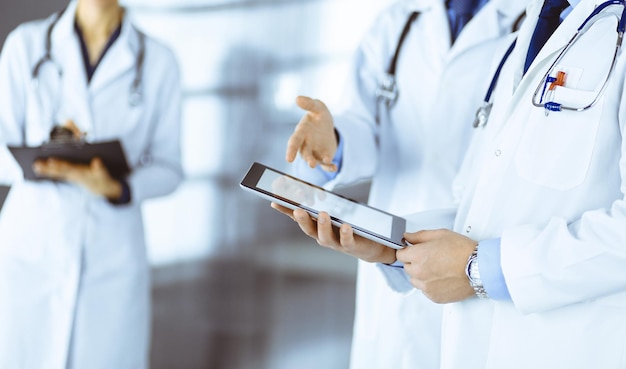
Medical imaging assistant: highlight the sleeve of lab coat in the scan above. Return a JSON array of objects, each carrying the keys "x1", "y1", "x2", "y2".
[
  {"x1": 0, "y1": 27, "x2": 29, "y2": 183},
  {"x1": 126, "y1": 44, "x2": 183, "y2": 203},
  {"x1": 500, "y1": 100, "x2": 626, "y2": 314}
]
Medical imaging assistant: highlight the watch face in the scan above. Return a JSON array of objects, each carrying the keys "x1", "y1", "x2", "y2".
[{"x1": 468, "y1": 255, "x2": 481, "y2": 285}]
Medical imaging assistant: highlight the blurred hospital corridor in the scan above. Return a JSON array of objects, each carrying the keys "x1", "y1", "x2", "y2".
[{"x1": 0, "y1": 0, "x2": 392, "y2": 367}]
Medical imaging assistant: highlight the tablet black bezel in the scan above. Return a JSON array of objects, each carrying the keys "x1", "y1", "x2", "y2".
[{"x1": 240, "y1": 162, "x2": 406, "y2": 249}]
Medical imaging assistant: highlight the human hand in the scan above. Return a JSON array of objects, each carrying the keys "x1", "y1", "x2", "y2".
[
  {"x1": 62, "y1": 120, "x2": 85, "y2": 140},
  {"x1": 271, "y1": 203, "x2": 396, "y2": 264},
  {"x1": 396, "y1": 229, "x2": 477, "y2": 304},
  {"x1": 32, "y1": 157, "x2": 123, "y2": 200},
  {"x1": 49, "y1": 120, "x2": 86, "y2": 142},
  {"x1": 286, "y1": 96, "x2": 338, "y2": 172}
]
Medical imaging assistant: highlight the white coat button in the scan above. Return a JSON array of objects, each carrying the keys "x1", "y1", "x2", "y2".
[
  {"x1": 495, "y1": 149, "x2": 502, "y2": 157},
  {"x1": 465, "y1": 225, "x2": 472, "y2": 233}
]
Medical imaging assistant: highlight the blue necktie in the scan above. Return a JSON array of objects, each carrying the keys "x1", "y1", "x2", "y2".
[
  {"x1": 448, "y1": 0, "x2": 478, "y2": 43},
  {"x1": 523, "y1": 0, "x2": 570, "y2": 73}
]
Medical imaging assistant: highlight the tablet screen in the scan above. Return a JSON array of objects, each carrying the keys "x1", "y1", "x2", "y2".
[{"x1": 257, "y1": 168, "x2": 393, "y2": 238}]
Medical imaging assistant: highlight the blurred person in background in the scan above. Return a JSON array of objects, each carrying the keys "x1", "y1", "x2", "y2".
[
  {"x1": 0, "y1": 0, "x2": 182, "y2": 368},
  {"x1": 273, "y1": 0, "x2": 527, "y2": 368}
]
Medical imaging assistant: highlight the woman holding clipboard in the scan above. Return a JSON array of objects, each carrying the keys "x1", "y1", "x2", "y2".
[{"x1": 0, "y1": 0, "x2": 183, "y2": 367}]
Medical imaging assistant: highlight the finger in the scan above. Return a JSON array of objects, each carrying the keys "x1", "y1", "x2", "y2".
[
  {"x1": 338, "y1": 222, "x2": 355, "y2": 246},
  {"x1": 33, "y1": 158, "x2": 70, "y2": 179},
  {"x1": 395, "y1": 246, "x2": 413, "y2": 264},
  {"x1": 295, "y1": 96, "x2": 326, "y2": 115},
  {"x1": 270, "y1": 202, "x2": 295, "y2": 219},
  {"x1": 316, "y1": 212, "x2": 339, "y2": 248},
  {"x1": 32, "y1": 159, "x2": 45, "y2": 175},
  {"x1": 90, "y1": 157, "x2": 107, "y2": 174},
  {"x1": 293, "y1": 209, "x2": 318, "y2": 238},
  {"x1": 319, "y1": 163, "x2": 337, "y2": 173},
  {"x1": 299, "y1": 144, "x2": 318, "y2": 168},
  {"x1": 285, "y1": 131, "x2": 305, "y2": 163},
  {"x1": 402, "y1": 229, "x2": 447, "y2": 245},
  {"x1": 63, "y1": 119, "x2": 83, "y2": 139}
]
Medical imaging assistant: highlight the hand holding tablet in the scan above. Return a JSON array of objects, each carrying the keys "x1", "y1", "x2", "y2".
[{"x1": 240, "y1": 162, "x2": 407, "y2": 249}]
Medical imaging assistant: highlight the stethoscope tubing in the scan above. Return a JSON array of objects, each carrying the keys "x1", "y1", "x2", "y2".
[
  {"x1": 531, "y1": 1, "x2": 625, "y2": 112},
  {"x1": 31, "y1": 7, "x2": 144, "y2": 107},
  {"x1": 476, "y1": 0, "x2": 626, "y2": 127}
]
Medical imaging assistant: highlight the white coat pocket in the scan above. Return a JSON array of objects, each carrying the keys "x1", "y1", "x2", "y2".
[{"x1": 514, "y1": 86, "x2": 604, "y2": 191}]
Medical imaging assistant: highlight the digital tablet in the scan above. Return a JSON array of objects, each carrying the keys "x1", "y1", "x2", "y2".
[{"x1": 240, "y1": 162, "x2": 407, "y2": 249}]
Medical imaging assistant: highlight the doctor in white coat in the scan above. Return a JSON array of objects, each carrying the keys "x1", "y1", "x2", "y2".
[
  {"x1": 389, "y1": 0, "x2": 626, "y2": 368},
  {"x1": 0, "y1": 0, "x2": 182, "y2": 368},
  {"x1": 273, "y1": 0, "x2": 528, "y2": 368}
]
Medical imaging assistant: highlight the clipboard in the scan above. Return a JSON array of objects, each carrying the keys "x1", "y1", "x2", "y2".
[
  {"x1": 0, "y1": 185, "x2": 9, "y2": 211},
  {"x1": 8, "y1": 140, "x2": 131, "y2": 181}
]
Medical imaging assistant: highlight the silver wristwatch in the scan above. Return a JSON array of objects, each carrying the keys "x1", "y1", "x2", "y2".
[{"x1": 465, "y1": 245, "x2": 489, "y2": 299}]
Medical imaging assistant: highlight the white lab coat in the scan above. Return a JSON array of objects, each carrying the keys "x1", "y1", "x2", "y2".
[
  {"x1": 0, "y1": 2, "x2": 182, "y2": 368},
  {"x1": 294, "y1": 0, "x2": 528, "y2": 368},
  {"x1": 387, "y1": 0, "x2": 626, "y2": 368}
]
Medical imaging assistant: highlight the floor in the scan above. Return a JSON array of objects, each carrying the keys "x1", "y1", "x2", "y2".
[{"x1": 150, "y1": 236, "x2": 358, "y2": 369}]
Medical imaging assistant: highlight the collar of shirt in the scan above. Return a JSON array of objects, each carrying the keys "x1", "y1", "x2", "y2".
[
  {"x1": 561, "y1": 0, "x2": 581, "y2": 18},
  {"x1": 74, "y1": 20, "x2": 123, "y2": 84}
]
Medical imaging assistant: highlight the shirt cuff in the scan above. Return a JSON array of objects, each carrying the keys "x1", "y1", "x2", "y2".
[
  {"x1": 316, "y1": 129, "x2": 344, "y2": 182},
  {"x1": 383, "y1": 259, "x2": 404, "y2": 269},
  {"x1": 478, "y1": 238, "x2": 511, "y2": 301},
  {"x1": 108, "y1": 179, "x2": 131, "y2": 206}
]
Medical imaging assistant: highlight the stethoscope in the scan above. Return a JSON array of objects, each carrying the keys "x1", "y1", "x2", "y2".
[
  {"x1": 31, "y1": 7, "x2": 146, "y2": 108},
  {"x1": 474, "y1": 0, "x2": 626, "y2": 127},
  {"x1": 376, "y1": 9, "x2": 526, "y2": 115},
  {"x1": 375, "y1": 11, "x2": 421, "y2": 112}
]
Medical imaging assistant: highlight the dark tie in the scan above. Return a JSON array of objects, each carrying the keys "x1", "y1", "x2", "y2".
[
  {"x1": 523, "y1": 0, "x2": 570, "y2": 73},
  {"x1": 448, "y1": 0, "x2": 478, "y2": 43}
]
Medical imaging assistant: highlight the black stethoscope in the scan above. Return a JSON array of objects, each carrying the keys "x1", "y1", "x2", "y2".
[
  {"x1": 376, "y1": 9, "x2": 526, "y2": 114},
  {"x1": 31, "y1": 7, "x2": 146, "y2": 107},
  {"x1": 472, "y1": 39, "x2": 516, "y2": 127},
  {"x1": 375, "y1": 11, "x2": 421, "y2": 110},
  {"x1": 474, "y1": 0, "x2": 626, "y2": 127}
]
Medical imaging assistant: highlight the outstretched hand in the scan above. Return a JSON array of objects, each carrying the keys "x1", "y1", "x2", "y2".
[{"x1": 286, "y1": 96, "x2": 338, "y2": 172}]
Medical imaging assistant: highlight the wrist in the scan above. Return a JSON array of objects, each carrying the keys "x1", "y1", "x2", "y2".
[
  {"x1": 465, "y1": 244, "x2": 489, "y2": 299},
  {"x1": 375, "y1": 246, "x2": 397, "y2": 265},
  {"x1": 107, "y1": 179, "x2": 131, "y2": 205},
  {"x1": 105, "y1": 180, "x2": 122, "y2": 200}
]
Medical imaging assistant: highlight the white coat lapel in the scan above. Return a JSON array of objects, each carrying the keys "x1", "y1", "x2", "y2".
[
  {"x1": 447, "y1": 0, "x2": 528, "y2": 62},
  {"x1": 49, "y1": 2, "x2": 93, "y2": 134},
  {"x1": 88, "y1": 15, "x2": 137, "y2": 96}
]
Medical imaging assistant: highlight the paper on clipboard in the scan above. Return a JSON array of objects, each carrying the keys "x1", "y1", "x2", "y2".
[{"x1": 8, "y1": 140, "x2": 131, "y2": 181}]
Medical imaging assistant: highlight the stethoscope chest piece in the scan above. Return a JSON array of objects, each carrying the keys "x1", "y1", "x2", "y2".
[
  {"x1": 376, "y1": 73, "x2": 399, "y2": 108},
  {"x1": 129, "y1": 90, "x2": 141, "y2": 107},
  {"x1": 473, "y1": 102, "x2": 493, "y2": 128}
]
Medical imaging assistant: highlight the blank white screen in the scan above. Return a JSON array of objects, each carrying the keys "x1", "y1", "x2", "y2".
[{"x1": 258, "y1": 169, "x2": 392, "y2": 238}]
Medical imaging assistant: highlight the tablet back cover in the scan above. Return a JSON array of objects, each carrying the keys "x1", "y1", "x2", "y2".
[{"x1": 0, "y1": 185, "x2": 9, "y2": 211}]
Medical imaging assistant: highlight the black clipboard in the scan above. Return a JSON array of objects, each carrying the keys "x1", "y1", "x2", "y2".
[
  {"x1": 0, "y1": 185, "x2": 9, "y2": 211},
  {"x1": 8, "y1": 140, "x2": 131, "y2": 181}
]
